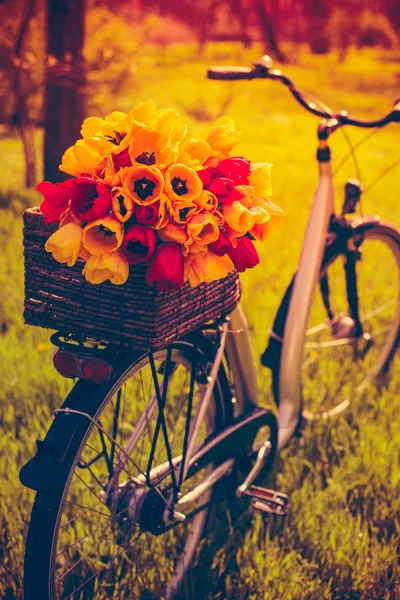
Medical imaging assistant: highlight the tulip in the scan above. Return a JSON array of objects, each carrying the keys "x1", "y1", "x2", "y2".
[
  {"x1": 37, "y1": 179, "x2": 78, "y2": 224},
  {"x1": 93, "y1": 159, "x2": 121, "y2": 187},
  {"x1": 68, "y1": 178, "x2": 112, "y2": 221},
  {"x1": 223, "y1": 201, "x2": 255, "y2": 235},
  {"x1": 227, "y1": 236, "x2": 260, "y2": 272},
  {"x1": 136, "y1": 195, "x2": 169, "y2": 229},
  {"x1": 209, "y1": 229, "x2": 231, "y2": 256},
  {"x1": 197, "y1": 167, "x2": 218, "y2": 187},
  {"x1": 185, "y1": 212, "x2": 219, "y2": 249},
  {"x1": 185, "y1": 251, "x2": 234, "y2": 287},
  {"x1": 158, "y1": 220, "x2": 189, "y2": 245},
  {"x1": 59, "y1": 208, "x2": 82, "y2": 227},
  {"x1": 249, "y1": 163, "x2": 273, "y2": 197},
  {"x1": 165, "y1": 164, "x2": 203, "y2": 203},
  {"x1": 45, "y1": 223, "x2": 83, "y2": 267},
  {"x1": 120, "y1": 165, "x2": 164, "y2": 206},
  {"x1": 128, "y1": 129, "x2": 174, "y2": 169},
  {"x1": 112, "y1": 148, "x2": 132, "y2": 170},
  {"x1": 83, "y1": 215, "x2": 124, "y2": 255},
  {"x1": 146, "y1": 243, "x2": 184, "y2": 291},
  {"x1": 59, "y1": 139, "x2": 103, "y2": 178},
  {"x1": 178, "y1": 138, "x2": 211, "y2": 168},
  {"x1": 250, "y1": 199, "x2": 284, "y2": 241},
  {"x1": 122, "y1": 224, "x2": 157, "y2": 265},
  {"x1": 169, "y1": 199, "x2": 199, "y2": 226},
  {"x1": 194, "y1": 190, "x2": 219, "y2": 213},
  {"x1": 206, "y1": 116, "x2": 239, "y2": 156},
  {"x1": 205, "y1": 177, "x2": 246, "y2": 205},
  {"x1": 216, "y1": 157, "x2": 250, "y2": 185},
  {"x1": 83, "y1": 250, "x2": 129, "y2": 285},
  {"x1": 135, "y1": 204, "x2": 159, "y2": 227},
  {"x1": 111, "y1": 187, "x2": 135, "y2": 223}
]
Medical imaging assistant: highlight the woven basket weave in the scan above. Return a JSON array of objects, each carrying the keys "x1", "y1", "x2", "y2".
[{"x1": 23, "y1": 208, "x2": 241, "y2": 351}]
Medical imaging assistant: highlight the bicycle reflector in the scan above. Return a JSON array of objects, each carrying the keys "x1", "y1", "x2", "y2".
[{"x1": 53, "y1": 351, "x2": 112, "y2": 384}]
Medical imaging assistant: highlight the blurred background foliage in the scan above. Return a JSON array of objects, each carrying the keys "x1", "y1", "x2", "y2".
[{"x1": 0, "y1": 0, "x2": 399, "y2": 188}]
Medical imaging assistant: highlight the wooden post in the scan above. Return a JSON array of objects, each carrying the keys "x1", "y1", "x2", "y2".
[{"x1": 44, "y1": 0, "x2": 86, "y2": 182}]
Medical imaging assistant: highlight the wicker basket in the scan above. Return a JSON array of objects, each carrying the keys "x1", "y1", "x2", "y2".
[{"x1": 23, "y1": 208, "x2": 241, "y2": 351}]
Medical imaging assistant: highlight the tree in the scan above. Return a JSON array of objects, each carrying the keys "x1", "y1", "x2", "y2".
[{"x1": 44, "y1": 0, "x2": 86, "y2": 182}]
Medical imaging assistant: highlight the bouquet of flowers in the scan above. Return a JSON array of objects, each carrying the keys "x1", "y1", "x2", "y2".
[{"x1": 38, "y1": 101, "x2": 283, "y2": 291}]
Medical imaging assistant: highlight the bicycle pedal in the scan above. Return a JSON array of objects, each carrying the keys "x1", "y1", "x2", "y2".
[{"x1": 242, "y1": 485, "x2": 289, "y2": 517}]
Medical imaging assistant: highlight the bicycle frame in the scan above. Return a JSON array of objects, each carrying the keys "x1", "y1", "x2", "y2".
[{"x1": 225, "y1": 155, "x2": 335, "y2": 450}]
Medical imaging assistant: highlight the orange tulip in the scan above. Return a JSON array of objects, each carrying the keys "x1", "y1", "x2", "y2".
[
  {"x1": 111, "y1": 187, "x2": 135, "y2": 222},
  {"x1": 83, "y1": 215, "x2": 124, "y2": 255},
  {"x1": 120, "y1": 165, "x2": 164, "y2": 206}
]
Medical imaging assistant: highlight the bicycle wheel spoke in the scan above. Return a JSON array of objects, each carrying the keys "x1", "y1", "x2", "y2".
[{"x1": 27, "y1": 344, "x2": 225, "y2": 599}]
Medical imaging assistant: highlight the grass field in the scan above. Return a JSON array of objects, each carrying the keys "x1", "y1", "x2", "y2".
[{"x1": 0, "y1": 44, "x2": 399, "y2": 599}]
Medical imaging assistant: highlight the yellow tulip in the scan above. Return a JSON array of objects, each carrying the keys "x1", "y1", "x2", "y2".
[
  {"x1": 128, "y1": 129, "x2": 174, "y2": 169},
  {"x1": 83, "y1": 215, "x2": 124, "y2": 255},
  {"x1": 156, "y1": 108, "x2": 188, "y2": 146},
  {"x1": 59, "y1": 139, "x2": 103, "y2": 178},
  {"x1": 223, "y1": 201, "x2": 255, "y2": 235},
  {"x1": 83, "y1": 250, "x2": 129, "y2": 285},
  {"x1": 111, "y1": 187, "x2": 135, "y2": 223},
  {"x1": 250, "y1": 199, "x2": 284, "y2": 242},
  {"x1": 120, "y1": 165, "x2": 164, "y2": 206},
  {"x1": 45, "y1": 223, "x2": 83, "y2": 267},
  {"x1": 158, "y1": 221, "x2": 189, "y2": 245},
  {"x1": 185, "y1": 212, "x2": 219, "y2": 249},
  {"x1": 248, "y1": 205, "x2": 271, "y2": 225},
  {"x1": 193, "y1": 190, "x2": 219, "y2": 212},
  {"x1": 81, "y1": 112, "x2": 134, "y2": 156},
  {"x1": 185, "y1": 251, "x2": 234, "y2": 287},
  {"x1": 249, "y1": 163, "x2": 273, "y2": 197},
  {"x1": 93, "y1": 159, "x2": 121, "y2": 186},
  {"x1": 126, "y1": 101, "x2": 159, "y2": 127},
  {"x1": 178, "y1": 138, "x2": 211, "y2": 168},
  {"x1": 169, "y1": 199, "x2": 199, "y2": 226},
  {"x1": 206, "y1": 116, "x2": 239, "y2": 156},
  {"x1": 165, "y1": 164, "x2": 203, "y2": 203},
  {"x1": 233, "y1": 185, "x2": 255, "y2": 208}
]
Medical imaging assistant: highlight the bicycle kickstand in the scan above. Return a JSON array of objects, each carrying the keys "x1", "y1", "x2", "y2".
[{"x1": 236, "y1": 440, "x2": 290, "y2": 517}]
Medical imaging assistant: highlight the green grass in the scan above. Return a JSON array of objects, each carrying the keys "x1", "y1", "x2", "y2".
[{"x1": 0, "y1": 44, "x2": 399, "y2": 599}]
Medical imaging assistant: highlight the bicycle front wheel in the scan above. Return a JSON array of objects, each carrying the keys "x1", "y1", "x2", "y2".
[
  {"x1": 300, "y1": 220, "x2": 400, "y2": 418},
  {"x1": 24, "y1": 338, "x2": 232, "y2": 600}
]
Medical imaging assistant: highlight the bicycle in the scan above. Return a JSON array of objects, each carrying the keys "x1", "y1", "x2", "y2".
[{"x1": 20, "y1": 55, "x2": 400, "y2": 600}]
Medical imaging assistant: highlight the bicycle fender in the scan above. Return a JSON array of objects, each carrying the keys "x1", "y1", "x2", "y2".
[{"x1": 19, "y1": 355, "x2": 137, "y2": 492}]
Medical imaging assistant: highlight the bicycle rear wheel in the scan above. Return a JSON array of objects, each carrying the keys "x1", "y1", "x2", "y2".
[
  {"x1": 24, "y1": 338, "x2": 232, "y2": 600},
  {"x1": 299, "y1": 221, "x2": 400, "y2": 418}
]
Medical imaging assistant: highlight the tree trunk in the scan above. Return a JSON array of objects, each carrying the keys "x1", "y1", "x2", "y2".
[
  {"x1": 44, "y1": 0, "x2": 86, "y2": 182},
  {"x1": 255, "y1": 2, "x2": 286, "y2": 63},
  {"x1": 13, "y1": 0, "x2": 38, "y2": 188}
]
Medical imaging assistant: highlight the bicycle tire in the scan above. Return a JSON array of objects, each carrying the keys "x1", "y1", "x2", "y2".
[
  {"x1": 269, "y1": 220, "x2": 400, "y2": 419},
  {"x1": 23, "y1": 337, "x2": 233, "y2": 600}
]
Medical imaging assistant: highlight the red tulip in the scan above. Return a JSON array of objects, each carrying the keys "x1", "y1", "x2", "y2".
[
  {"x1": 227, "y1": 235, "x2": 259, "y2": 272},
  {"x1": 112, "y1": 148, "x2": 132, "y2": 170},
  {"x1": 146, "y1": 243, "x2": 184, "y2": 291},
  {"x1": 197, "y1": 167, "x2": 218, "y2": 187},
  {"x1": 135, "y1": 204, "x2": 159, "y2": 227},
  {"x1": 216, "y1": 157, "x2": 251, "y2": 185},
  {"x1": 206, "y1": 177, "x2": 247, "y2": 204},
  {"x1": 67, "y1": 177, "x2": 112, "y2": 221},
  {"x1": 37, "y1": 179, "x2": 79, "y2": 223},
  {"x1": 209, "y1": 229, "x2": 231, "y2": 256},
  {"x1": 122, "y1": 224, "x2": 157, "y2": 264}
]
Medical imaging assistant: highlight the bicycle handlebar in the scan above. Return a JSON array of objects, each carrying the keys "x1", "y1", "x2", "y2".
[{"x1": 207, "y1": 56, "x2": 400, "y2": 129}]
